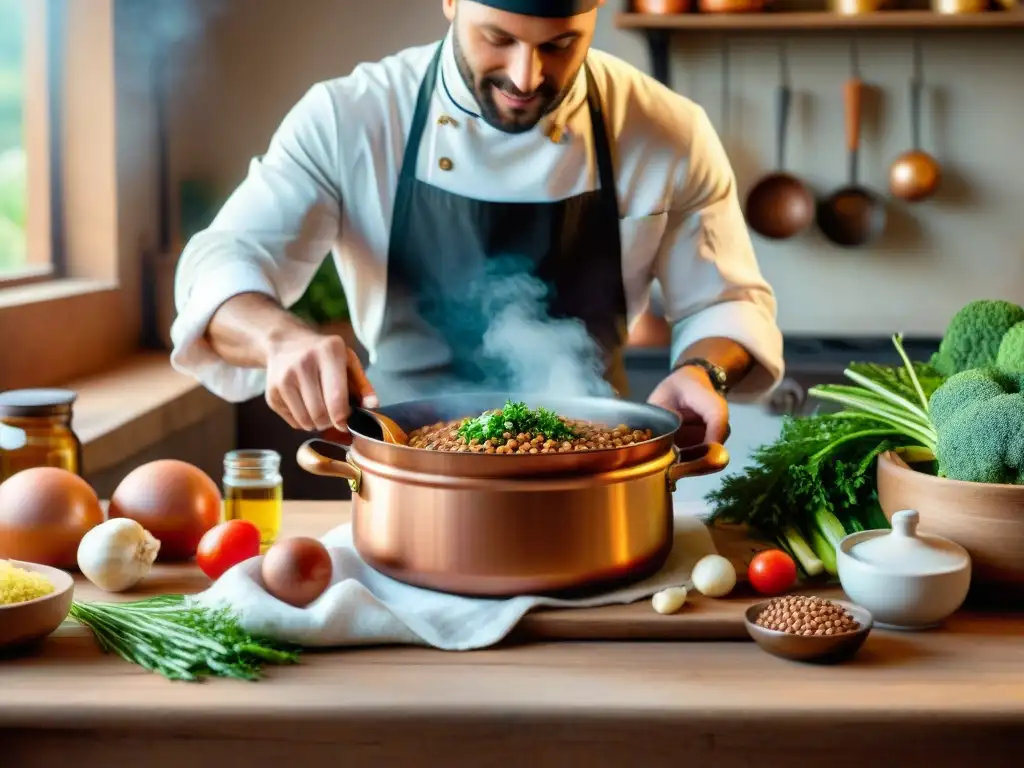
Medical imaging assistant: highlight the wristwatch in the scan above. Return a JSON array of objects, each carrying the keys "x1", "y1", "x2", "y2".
[{"x1": 678, "y1": 357, "x2": 729, "y2": 396}]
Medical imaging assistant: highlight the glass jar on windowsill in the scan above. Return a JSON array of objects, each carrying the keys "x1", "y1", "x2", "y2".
[{"x1": 0, "y1": 389, "x2": 83, "y2": 483}]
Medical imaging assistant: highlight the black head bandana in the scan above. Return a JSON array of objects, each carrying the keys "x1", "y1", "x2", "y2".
[{"x1": 470, "y1": 0, "x2": 600, "y2": 17}]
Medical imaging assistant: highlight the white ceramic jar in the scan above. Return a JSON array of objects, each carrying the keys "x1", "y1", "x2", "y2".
[{"x1": 837, "y1": 509, "x2": 972, "y2": 630}]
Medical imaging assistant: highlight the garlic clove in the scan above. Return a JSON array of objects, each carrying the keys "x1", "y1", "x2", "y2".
[
  {"x1": 77, "y1": 518, "x2": 161, "y2": 592},
  {"x1": 652, "y1": 585, "x2": 688, "y2": 615}
]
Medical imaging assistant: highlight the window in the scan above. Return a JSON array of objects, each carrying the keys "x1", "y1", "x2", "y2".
[
  {"x1": 0, "y1": 0, "x2": 28, "y2": 278},
  {"x1": 0, "y1": 0, "x2": 150, "y2": 391},
  {"x1": 0, "y1": 0, "x2": 55, "y2": 287}
]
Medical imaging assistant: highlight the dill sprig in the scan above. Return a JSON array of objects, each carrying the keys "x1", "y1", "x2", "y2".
[{"x1": 69, "y1": 595, "x2": 299, "y2": 682}]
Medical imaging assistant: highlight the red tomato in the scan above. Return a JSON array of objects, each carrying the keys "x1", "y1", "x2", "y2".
[
  {"x1": 747, "y1": 549, "x2": 798, "y2": 596},
  {"x1": 196, "y1": 520, "x2": 262, "y2": 580}
]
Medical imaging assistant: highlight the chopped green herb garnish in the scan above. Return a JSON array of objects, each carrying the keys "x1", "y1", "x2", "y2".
[{"x1": 457, "y1": 400, "x2": 577, "y2": 443}]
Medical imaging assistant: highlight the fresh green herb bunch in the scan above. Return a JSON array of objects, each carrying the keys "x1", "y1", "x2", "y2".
[
  {"x1": 706, "y1": 334, "x2": 947, "y2": 579},
  {"x1": 457, "y1": 400, "x2": 577, "y2": 443},
  {"x1": 70, "y1": 595, "x2": 300, "y2": 682}
]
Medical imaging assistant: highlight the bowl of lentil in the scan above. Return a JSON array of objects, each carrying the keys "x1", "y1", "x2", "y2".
[
  {"x1": 0, "y1": 559, "x2": 75, "y2": 651},
  {"x1": 744, "y1": 595, "x2": 873, "y2": 664}
]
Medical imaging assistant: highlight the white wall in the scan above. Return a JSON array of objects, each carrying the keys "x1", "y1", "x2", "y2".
[{"x1": 169, "y1": 0, "x2": 1024, "y2": 336}]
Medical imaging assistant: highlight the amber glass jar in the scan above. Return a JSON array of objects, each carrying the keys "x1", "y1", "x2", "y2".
[{"x1": 0, "y1": 389, "x2": 83, "y2": 483}]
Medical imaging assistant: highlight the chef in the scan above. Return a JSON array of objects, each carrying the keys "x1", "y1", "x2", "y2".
[{"x1": 170, "y1": 0, "x2": 784, "y2": 446}]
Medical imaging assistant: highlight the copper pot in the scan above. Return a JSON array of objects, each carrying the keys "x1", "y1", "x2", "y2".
[{"x1": 297, "y1": 393, "x2": 730, "y2": 597}]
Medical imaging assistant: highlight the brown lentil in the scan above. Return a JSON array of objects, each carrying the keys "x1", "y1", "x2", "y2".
[
  {"x1": 754, "y1": 595, "x2": 860, "y2": 636},
  {"x1": 406, "y1": 413, "x2": 655, "y2": 454}
]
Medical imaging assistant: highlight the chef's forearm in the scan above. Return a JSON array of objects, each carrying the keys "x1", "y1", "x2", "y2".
[
  {"x1": 678, "y1": 337, "x2": 753, "y2": 392},
  {"x1": 206, "y1": 292, "x2": 317, "y2": 368}
]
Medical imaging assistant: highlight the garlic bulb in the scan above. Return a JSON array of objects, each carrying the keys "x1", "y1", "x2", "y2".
[
  {"x1": 77, "y1": 518, "x2": 161, "y2": 592},
  {"x1": 691, "y1": 554, "x2": 737, "y2": 598}
]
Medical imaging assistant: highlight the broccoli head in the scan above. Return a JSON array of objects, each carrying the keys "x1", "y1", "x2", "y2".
[
  {"x1": 929, "y1": 368, "x2": 1024, "y2": 484},
  {"x1": 931, "y1": 299, "x2": 1024, "y2": 377},
  {"x1": 996, "y1": 321, "x2": 1024, "y2": 375}
]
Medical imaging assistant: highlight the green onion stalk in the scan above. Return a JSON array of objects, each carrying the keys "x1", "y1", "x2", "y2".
[{"x1": 808, "y1": 333, "x2": 939, "y2": 457}]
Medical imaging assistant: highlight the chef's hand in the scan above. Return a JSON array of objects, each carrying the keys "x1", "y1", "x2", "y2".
[
  {"x1": 648, "y1": 366, "x2": 730, "y2": 447},
  {"x1": 264, "y1": 329, "x2": 378, "y2": 433}
]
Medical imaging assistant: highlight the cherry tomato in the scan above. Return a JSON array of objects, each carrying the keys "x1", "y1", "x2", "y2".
[
  {"x1": 747, "y1": 549, "x2": 798, "y2": 596},
  {"x1": 196, "y1": 519, "x2": 262, "y2": 580}
]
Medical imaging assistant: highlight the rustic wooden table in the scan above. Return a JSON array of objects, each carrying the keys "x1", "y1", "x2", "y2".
[{"x1": 4, "y1": 502, "x2": 1024, "y2": 768}]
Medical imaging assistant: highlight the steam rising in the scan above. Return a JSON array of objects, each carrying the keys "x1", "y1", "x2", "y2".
[{"x1": 428, "y1": 256, "x2": 614, "y2": 398}]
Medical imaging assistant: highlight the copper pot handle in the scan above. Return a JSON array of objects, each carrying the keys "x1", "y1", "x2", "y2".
[
  {"x1": 667, "y1": 443, "x2": 730, "y2": 492},
  {"x1": 297, "y1": 438, "x2": 362, "y2": 493}
]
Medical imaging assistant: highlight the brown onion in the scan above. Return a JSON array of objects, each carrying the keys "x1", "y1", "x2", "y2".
[
  {"x1": 0, "y1": 467, "x2": 104, "y2": 568},
  {"x1": 108, "y1": 460, "x2": 222, "y2": 561}
]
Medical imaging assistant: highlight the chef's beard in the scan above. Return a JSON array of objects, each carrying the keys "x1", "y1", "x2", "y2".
[{"x1": 452, "y1": 31, "x2": 575, "y2": 134}]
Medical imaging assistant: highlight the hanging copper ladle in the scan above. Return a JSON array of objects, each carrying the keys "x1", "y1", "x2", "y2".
[
  {"x1": 744, "y1": 40, "x2": 814, "y2": 241},
  {"x1": 888, "y1": 38, "x2": 942, "y2": 203}
]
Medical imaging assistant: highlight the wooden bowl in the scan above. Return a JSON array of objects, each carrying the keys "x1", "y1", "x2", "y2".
[
  {"x1": 877, "y1": 451, "x2": 1024, "y2": 592},
  {"x1": 0, "y1": 560, "x2": 75, "y2": 652},
  {"x1": 744, "y1": 600, "x2": 873, "y2": 664}
]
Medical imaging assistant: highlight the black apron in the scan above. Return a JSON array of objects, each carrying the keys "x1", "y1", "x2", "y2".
[{"x1": 369, "y1": 42, "x2": 629, "y2": 404}]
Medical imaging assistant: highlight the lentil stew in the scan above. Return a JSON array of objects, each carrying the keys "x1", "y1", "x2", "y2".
[{"x1": 407, "y1": 400, "x2": 655, "y2": 455}]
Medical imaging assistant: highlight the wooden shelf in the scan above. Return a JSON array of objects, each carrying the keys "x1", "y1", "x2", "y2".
[{"x1": 616, "y1": 9, "x2": 1024, "y2": 32}]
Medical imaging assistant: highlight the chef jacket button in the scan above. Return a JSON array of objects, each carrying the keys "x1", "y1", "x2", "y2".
[{"x1": 439, "y1": 157, "x2": 454, "y2": 172}]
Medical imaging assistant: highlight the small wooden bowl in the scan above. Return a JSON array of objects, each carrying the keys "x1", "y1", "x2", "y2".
[
  {"x1": 744, "y1": 600, "x2": 873, "y2": 664},
  {"x1": 0, "y1": 560, "x2": 75, "y2": 652}
]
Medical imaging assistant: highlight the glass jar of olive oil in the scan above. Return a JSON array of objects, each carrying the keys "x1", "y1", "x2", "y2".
[
  {"x1": 223, "y1": 449, "x2": 283, "y2": 553},
  {"x1": 0, "y1": 389, "x2": 83, "y2": 484}
]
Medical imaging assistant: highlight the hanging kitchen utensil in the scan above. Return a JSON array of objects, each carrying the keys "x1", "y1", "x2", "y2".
[
  {"x1": 888, "y1": 38, "x2": 942, "y2": 203},
  {"x1": 744, "y1": 40, "x2": 815, "y2": 240},
  {"x1": 817, "y1": 39, "x2": 887, "y2": 248}
]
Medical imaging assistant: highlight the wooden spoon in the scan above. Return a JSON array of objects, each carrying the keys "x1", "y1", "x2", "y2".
[{"x1": 345, "y1": 365, "x2": 408, "y2": 446}]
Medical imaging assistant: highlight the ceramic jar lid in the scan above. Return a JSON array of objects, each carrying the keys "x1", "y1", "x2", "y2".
[{"x1": 848, "y1": 509, "x2": 970, "y2": 575}]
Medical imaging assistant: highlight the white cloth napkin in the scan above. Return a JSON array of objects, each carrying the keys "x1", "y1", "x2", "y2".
[{"x1": 190, "y1": 503, "x2": 722, "y2": 651}]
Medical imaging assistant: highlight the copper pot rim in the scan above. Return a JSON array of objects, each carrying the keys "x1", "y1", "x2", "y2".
[
  {"x1": 352, "y1": 391, "x2": 683, "y2": 443},
  {"x1": 880, "y1": 450, "x2": 1024, "y2": 494},
  {"x1": 297, "y1": 437, "x2": 729, "y2": 492},
  {"x1": 333, "y1": 391, "x2": 716, "y2": 477}
]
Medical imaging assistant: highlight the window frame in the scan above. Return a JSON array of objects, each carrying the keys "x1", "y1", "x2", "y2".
[{"x1": 0, "y1": 0, "x2": 155, "y2": 392}]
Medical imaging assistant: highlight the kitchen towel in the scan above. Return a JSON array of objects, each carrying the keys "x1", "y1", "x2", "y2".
[{"x1": 191, "y1": 502, "x2": 724, "y2": 651}]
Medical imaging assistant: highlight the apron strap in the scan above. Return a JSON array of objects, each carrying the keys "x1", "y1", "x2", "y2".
[
  {"x1": 392, "y1": 43, "x2": 446, "y2": 239},
  {"x1": 583, "y1": 62, "x2": 620, "y2": 221}
]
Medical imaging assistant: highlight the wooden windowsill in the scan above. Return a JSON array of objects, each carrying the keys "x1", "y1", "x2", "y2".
[
  {"x1": 66, "y1": 353, "x2": 229, "y2": 476},
  {"x1": 0, "y1": 277, "x2": 118, "y2": 309}
]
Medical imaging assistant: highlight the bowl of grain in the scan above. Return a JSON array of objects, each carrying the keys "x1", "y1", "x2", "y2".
[
  {"x1": 0, "y1": 558, "x2": 75, "y2": 651},
  {"x1": 744, "y1": 595, "x2": 873, "y2": 664}
]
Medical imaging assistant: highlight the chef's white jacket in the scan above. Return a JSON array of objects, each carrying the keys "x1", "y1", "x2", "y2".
[{"x1": 170, "y1": 29, "x2": 785, "y2": 403}]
